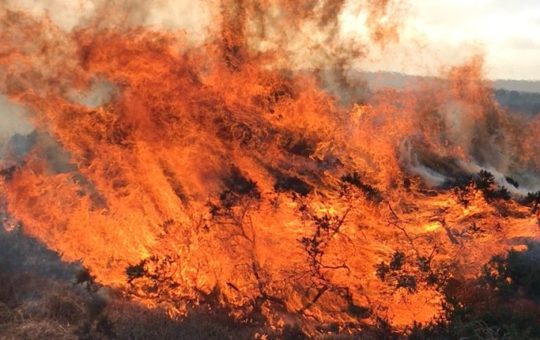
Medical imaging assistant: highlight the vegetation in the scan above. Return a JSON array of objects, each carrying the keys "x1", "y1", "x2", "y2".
[
  {"x1": 494, "y1": 89, "x2": 540, "y2": 116},
  {"x1": 409, "y1": 244, "x2": 540, "y2": 340},
  {"x1": 3, "y1": 223, "x2": 540, "y2": 339}
]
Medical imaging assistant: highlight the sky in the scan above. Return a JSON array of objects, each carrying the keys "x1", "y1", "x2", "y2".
[
  {"x1": 1, "y1": 0, "x2": 539, "y2": 80},
  {"x1": 361, "y1": 0, "x2": 540, "y2": 80},
  {"x1": 1, "y1": 1, "x2": 539, "y2": 144}
]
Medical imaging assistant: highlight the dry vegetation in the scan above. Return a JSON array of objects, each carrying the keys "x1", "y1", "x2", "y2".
[
  {"x1": 0, "y1": 227, "x2": 260, "y2": 340},
  {"x1": 0, "y1": 269, "x2": 263, "y2": 340},
  {"x1": 2, "y1": 225, "x2": 540, "y2": 339}
]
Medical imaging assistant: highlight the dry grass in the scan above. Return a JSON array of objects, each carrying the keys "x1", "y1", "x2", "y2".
[
  {"x1": 0, "y1": 320, "x2": 77, "y2": 340},
  {"x1": 0, "y1": 269, "x2": 261, "y2": 340}
]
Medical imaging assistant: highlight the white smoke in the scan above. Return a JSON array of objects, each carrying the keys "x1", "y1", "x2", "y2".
[
  {"x1": 0, "y1": 96, "x2": 34, "y2": 159},
  {"x1": 1, "y1": 0, "x2": 214, "y2": 40},
  {"x1": 1, "y1": 0, "x2": 96, "y2": 31},
  {"x1": 68, "y1": 79, "x2": 117, "y2": 109}
]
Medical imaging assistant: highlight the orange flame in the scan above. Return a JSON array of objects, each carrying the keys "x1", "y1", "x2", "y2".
[{"x1": 0, "y1": 1, "x2": 539, "y2": 335}]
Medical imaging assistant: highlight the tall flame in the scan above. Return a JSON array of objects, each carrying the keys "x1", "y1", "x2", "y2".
[{"x1": 0, "y1": 0, "x2": 539, "y2": 334}]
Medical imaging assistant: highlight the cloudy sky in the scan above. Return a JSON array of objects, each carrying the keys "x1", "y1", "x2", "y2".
[
  {"x1": 365, "y1": 0, "x2": 540, "y2": 80},
  {"x1": 2, "y1": 0, "x2": 539, "y2": 80}
]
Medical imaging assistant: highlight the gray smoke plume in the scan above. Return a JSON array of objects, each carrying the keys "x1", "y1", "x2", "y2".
[{"x1": 0, "y1": 96, "x2": 33, "y2": 150}]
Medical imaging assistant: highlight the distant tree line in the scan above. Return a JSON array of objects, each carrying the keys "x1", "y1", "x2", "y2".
[{"x1": 494, "y1": 89, "x2": 540, "y2": 116}]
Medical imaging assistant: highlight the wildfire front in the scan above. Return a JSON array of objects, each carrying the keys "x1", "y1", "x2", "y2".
[{"x1": 1, "y1": 1, "x2": 540, "y2": 338}]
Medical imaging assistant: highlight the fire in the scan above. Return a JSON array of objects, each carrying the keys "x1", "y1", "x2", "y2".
[
  {"x1": 0, "y1": 0, "x2": 539, "y2": 336},
  {"x1": 422, "y1": 221, "x2": 442, "y2": 232}
]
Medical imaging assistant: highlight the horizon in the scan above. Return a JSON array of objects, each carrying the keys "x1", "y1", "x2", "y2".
[
  {"x1": 363, "y1": 69, "x2": 540, "y2": 82},
  {"x1": 343, "y1": 0, "x2": 540, "y2": 81}
]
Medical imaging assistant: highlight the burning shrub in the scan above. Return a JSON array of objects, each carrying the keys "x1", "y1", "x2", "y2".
[
  {"x1": 375, "y1": 250, "x2": 442, "y2": 294},
  {"x1": 126, "y1": 262, "x2": 146, "y2": 283},
  {"x1": 274, "y1": 174, "x2": 313, "y2": 196},
  {"x1": 482, "y1": 243, "x2": 540, "y2": 301},
  {"x1": 0, "y1": 0, "x2": 540, "y2": 337},
  {"x1": 474, "y1": 170, "x2": 511, "y2": 201},
  {"x1": 410, "y1": 244, "x2": 540, "y2": 339},
  {"x1": 341, "y1": 172, "x2": 383, "y2": 202},
  {"x1": 0, "y1": 166, "x2": 17, "y2": 181},
  {"x1": 523, "y1": 191, "x2": 540, "y2": 212},
  {"x1": 219, "y1": 168, "x2": 260, "y2": 210}
]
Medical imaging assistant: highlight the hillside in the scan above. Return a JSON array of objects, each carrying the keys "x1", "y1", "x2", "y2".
[{"x1": 358, "y1": 71, "x2": 540, "y2": 115}]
